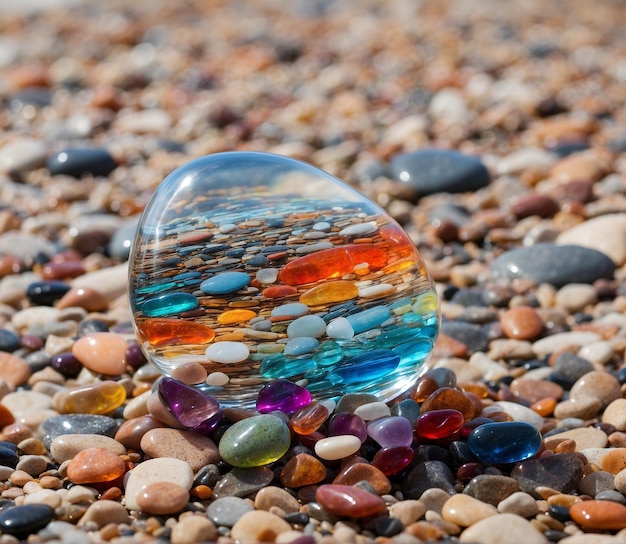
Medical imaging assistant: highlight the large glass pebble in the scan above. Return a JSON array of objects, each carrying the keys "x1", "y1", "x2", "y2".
[
  {"x1": 129, "y1": 152, "x2": 439, "y2": 409},
  {"x1": 467, "y1": 422, "x2": 542, "y2": 465}
]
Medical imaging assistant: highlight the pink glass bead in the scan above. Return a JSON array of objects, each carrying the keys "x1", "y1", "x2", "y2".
[
  {"x1": 256, "y1": 379, "x2": 312, "y2": 415},
  {"x1": 415, "y1": 408, "x2": 464, "y2": 440},
  {"x1": 372, "y1": 446, "x2": 415, "y2": 476},
  {"x1": 290, "y1": 403, "x2": 329, "y2": 435},
  {"x1": 328, "y1": 412, "x2": 367, "y2": 443},
  {"x1": 158, "y1": 377, "x2": 220, "y2": 430},
  {"x1": 367, "y1": 416, "x2": 414, "y2": 448}
]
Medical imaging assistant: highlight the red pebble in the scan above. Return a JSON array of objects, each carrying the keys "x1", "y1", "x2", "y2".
[
  {"x1": 315, "y1": 484, "x2": 387, "y2": 518},
  {"x1": 371, "y1": 446, "x2": 414, "y2": 476}
]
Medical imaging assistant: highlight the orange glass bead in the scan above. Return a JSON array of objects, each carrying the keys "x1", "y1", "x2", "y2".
[
  {"x1": 299, "y1": 280, "x2": 359, "y2": 306},
  {"x1": 137, "y1": 318, "x2": 216, "y2": 347},
  {"x1": 420, "y1": 387, "x2": 476, "y2": 421},
  {"x1": 55, "y1": 381, "x2": 127, "y2": 415},
  {"x1": 279, "y1": 245, "x2": 388, "y2": 285},
  {"x1": 262, "y1": 285, "x2": 299, "y2": 298},
  {"x1": 290, "y1": 402, "x2": 329, "y2": 435},
  {"x1": 216, "y1": 309, "x2": 257, "y2": 325},
  {"x1": 280, "y1": 453, "x2": 327, "y2": 488},
  {"x1": 66, "y1": 447, "x2": 126, "y2": 484},
  {"x1": 413, "y1": 376, "x2": 439, "y2": 403},
  {"x1": 457, "y1": 382, "x2": 489, "y2": 399},
  {"x1": 531, "y1": 397, "x2": 557, "y2": 417}
]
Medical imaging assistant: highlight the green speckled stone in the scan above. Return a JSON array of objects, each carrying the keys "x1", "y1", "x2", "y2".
[{"x1": 218, "y1": 414, "x2": 291, "y2": 468}]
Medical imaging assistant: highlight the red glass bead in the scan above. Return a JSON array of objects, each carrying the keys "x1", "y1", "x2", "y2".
[
  {"x1": 371, "y1": 446, "x2": 415, "y2": 476},
  {"x1": 415, "y1": 408, "x2": 464, "y2": 440}
]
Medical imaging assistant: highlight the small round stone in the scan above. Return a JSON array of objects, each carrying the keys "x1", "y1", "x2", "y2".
[
  {"x1": 314, "y1": 435, "x2": 362, "y2": 461},
  {"x1": 170, "y1": 515, "x2": 217, "y2": 544},
  {"x1": 442, "y1": 494, "x2": 498, "y2": 527},
  {"x1": 230, "y1": 510, "x2": 292, "y2": 544},
  {"x1": 315, "y1": 484, "x2": 387, "y2": 518},
  {"x1": 569, "y1": 500, "x2": 626, "y2": 531},
  {"x1": 206, "y1": 496, "x2": 254, "y2": 527},
  {"x1": 72, "y1": 332, "x2": 127, "y2": 376},
  {"x1": 135, "y1": 481, "x2": 190, "y2": 515},
  {"x1": 468, "y1": 422, "x2": 542, "y2": 464},
  {"x1": 66, "y1": 447, "x2": 126, "y2": 484},
  {"x1": 500, "y1": 307, "x2": 544, "y2": 340},
  {"x1": 205, "y1": 341, "x2": 250, "y2": 363}
]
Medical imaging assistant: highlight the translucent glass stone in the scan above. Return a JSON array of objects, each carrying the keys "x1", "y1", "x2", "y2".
[
  {"x1": 467, "y1": 421, "x2": 542, "y2": 464},
  {"x1": 129, "y1": 152, "x2": 439, "y2": 409},
  {"x1": 256, "y1": 379, "x2": 312, "y2": 415},
  {"x1": 415, "y1": 409, "x2": 465, "y2": 440}
]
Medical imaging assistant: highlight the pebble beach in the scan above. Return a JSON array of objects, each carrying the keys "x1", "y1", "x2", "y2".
[{"x1": 1, "y1": 0, "x2": 626, "y2": 543}]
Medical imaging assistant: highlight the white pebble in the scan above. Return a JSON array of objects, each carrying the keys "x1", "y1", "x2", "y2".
[
  {"x1": 206, "y1": 372, "x2": 230, "y2": 386},
  {"x1": 485, "y1": 401, "x2": 544, "y2": 430},
  {"x1": 286, "y1": 315, "x2": 326, "y2": 339},
  {"x1": 256, "y1": 268, "x2": 279, "y2": 284},
  {"x1": 358, "y1": 283, "x2": 395, "y2": 298},
  {"x1": 326, "y1": 317, "x2": 354, "y2": 339},
  {"x1": 314, "y1": 435, "x2": 361, "y2": 461},
  {"x1": 354, "y1": 401, "x2": 390, "y2": 421},
  {"x1": 578, "y1": 341, "x2": 614, "y2": 366},
  {"x1": 205, "y1": 342, "x2": 250, "y2": 364},
  {"x1": 339, "y1": 222, "x2": 378, "y2": 237}
]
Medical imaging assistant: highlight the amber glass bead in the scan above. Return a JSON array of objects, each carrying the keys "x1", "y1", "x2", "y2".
[
  {"x1": 290, "y1": 403, "x2": 329, "y2": 435},
  {"x1": 419, "y1": 387, "x2": 476, "y2": 421}
]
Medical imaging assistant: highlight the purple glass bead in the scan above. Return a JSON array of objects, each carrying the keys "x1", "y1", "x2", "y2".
[
  {"x1": 372, "y1": 446, "x2": 415, "y2": 476},
  {"x1": 51, "y1": 352, "x2": 83, "y2": 378},
  {"x1": 158, "y1": 377, "x2": 220, "y2": 428},
  {"x1": 256, "y1": 379, "x2": 312, "y2": 415},
  {"x1": 191, "y1": 409, "x2": 224, "y2": 436},
  {"x1": 328, "y1": 412, "x2": 367, "y2": 443},
  {"x1": 366, "y1": 416, "x2": 414, "y2": 448}
]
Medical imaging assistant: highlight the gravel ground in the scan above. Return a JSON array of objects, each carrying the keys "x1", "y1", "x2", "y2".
[{"x1": 1, "y1": 0, "x2": 626, "y2": 543}]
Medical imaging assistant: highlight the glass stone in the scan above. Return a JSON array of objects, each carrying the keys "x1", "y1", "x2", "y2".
[
  {"x1": 367, "y1": 416, "x2": 414, "y2": 448},
  {"x1": 467, "y1": 421, "x2": 542, "y2": 464},
  {"x1": 158, "y1": 377, "x2": 220, "y2": 430},
  {"x1": 415, "y1": 409, "x2": 465, "y2": 440},
  {"x1": 328, "y1": 412, "x2": 368, "y2": 443},
  {"x1": 256, "y1": 379, "x2": 312, "y2": 415},
  {"x1": 372, "y1": 446, "x2": 415, "y2": 476},
  {"x1": 129, "y1": 152, "x2": 439, "y2": 409}
]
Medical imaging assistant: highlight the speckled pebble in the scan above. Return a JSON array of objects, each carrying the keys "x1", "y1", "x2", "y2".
[
  {"x1": 140, "y1": 428, "x2": 219, "y2": 472},
  {"x1": 230, "y1": 510, "x2": 292, "y2": 544},
  {"x1": 497, "y1": 492, "x2": 539, "y2": 518}
]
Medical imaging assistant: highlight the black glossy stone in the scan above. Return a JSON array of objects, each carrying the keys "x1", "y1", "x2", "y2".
[
  {"x1": 510, "y1": 452, "x2": 584, "y2": 498},
  {"x1": 402, "y1": 460, "x2": 456, "y2": 498},
  {"x1": 26, "y1": 280, "x2": 71, "y2": 306},
  {"x1": 40, "y1": 414, "x2": 118, "y2": 448},
  {"x1": 0, "y1": 329, "x2": 21, "y2": 352},
  {"x1": 47, "y1": 147, "x2": 117, "y2": 178},
  {"x1": 390, "y1": 149, "x2": 491, "y2": 197},
  {"x1": 0, "y1": 504, "x2": 55, "y2": 537},
  {"x1": 0, "y1": 442, "x2": 18, "y2": 468},
  {"x1": 490, "y1": 243, "x2": 616, "y2": 287}
]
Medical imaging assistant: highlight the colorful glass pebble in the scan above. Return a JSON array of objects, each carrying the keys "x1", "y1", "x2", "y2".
[
  {"x1": 256, "y1": 379, "x2": 312, "y2": 415},
  {"x1": 158, "y1": 377, "x2": 221, "y2": 431},
  {"x1": 54, "y1": 381, "x2": 126, "y2": 415},
  {"x1": 467, "y1": 421, "x2": 542, "y2": 464},
  {"x1": 328, "y1": 412, "x2": 368, "y2": 443},
  {"x1": 290, "y1": 402, "x2": 329, "y2": 435},
  {"x1": 371, "y1": 446, "x2": 415, "y2": 475},
  {"x1": 367, "y1": 416, "x2": 414, "y2": 448},
  {"x1": 129, "y1": 152, "x2": 439, "y2": 408},
  {"x1": 415, "y1": 409, "x2": 465, "y2": 440}
]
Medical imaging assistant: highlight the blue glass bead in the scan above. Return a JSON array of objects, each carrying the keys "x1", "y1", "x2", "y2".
[
  {"x1": 330, "y1": 349, "x2": 400, "y2": 385},
  {"x1": 259, "y1": 354, "x2": 317, "y2": 379},
  {"x1": 367, "y1": 416, "x2": 414, "y2": 448},
  {"x1": 256, "y1": 379, "x2": 312, "y2": 415},
  {"x1": 346, "y1": 306, "x2": 392, "y2": 334},
  {"x1": 136, "y1": 281, "x2": 177, "y2": 295},
  {"x1": 141, "y1": 292, "x2": 198, "y2": 317},
  {"x1": 200, "y1": 271, "x2": 251, "y2": 295},
  {"x1": 312, "y1": 341, "x2": 344, "y2": 367},
  {"x1": 467, "y1": 422, "x2": 542, "y2": 464},
  {"x1": 284, "y1": 337, "x2": 319, "y2": 356}
]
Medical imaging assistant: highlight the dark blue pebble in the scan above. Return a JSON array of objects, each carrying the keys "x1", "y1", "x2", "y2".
[
  {"x1": 0, "y1": 329, "x2": 21, "y2": 352},
  {"x1": 0, "y1": 442, "x2": 18, "y2": 468},
  {"x1": 0, "y1": 504, "x2": 55, "y2": 537},
  {"x1": 47, "y1": 148, "x2": 117, "y2": 178},
  {"x1": 490, "y1": 243, "x2": 615, "y2": 287},
  {"x1": 440, "y1": 320, "x2": 489, "y2": 353},
  {"x1": 390, "y1": 149, "x2": 491, "y2": 197},
  {"x1": 468, "y1": 422, "x2": 542, "y2": 464},
  {"x1": 26, "y1": 280, "x2": 71, "y2": 306},
  {"x1": 41, "y1": 414, "x2": 118, "y2": 448}
]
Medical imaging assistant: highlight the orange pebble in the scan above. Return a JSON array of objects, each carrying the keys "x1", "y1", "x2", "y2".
[
  {"x1": 216, "y1": 309, "x2": 257, "y2": 325},
  {"x1": 569, "y1": 500, "x2": 626, "y2": 531},
  {"x1": 66, "y1": 448, "x2": 126, "y2": 484},
  {"x1": 531, "y1": 397, "x2": 557, "y2": 417},
  {"x1": 137, "y1": 318, "x2": 215, "y2": 347}
]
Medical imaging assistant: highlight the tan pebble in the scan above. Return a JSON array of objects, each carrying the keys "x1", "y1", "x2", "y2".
[
  {"x1": 170, "y1": 514, "x2": 217, "y2": 544},
  {"x1": 615, "y1": 468, "x2": 626, "y2": 494},
  {"x1": 122, "y1": 390, "x2": 151, "y2": 420},
  {"x1": 72, "y1": 332, "x2": 127, "y2": 376},
  {"x1": 609, "y1": 432, "x2": 626, "y2": 448},
  {"x1": 124, "y1": 457, "x2": 193, "y2": 511},
  {"x1": 9, "y1": 470, "x2": 33, "y2": 486},
  {"x1": 510, "y1": 379, "x2": 563, "y2": 405},
  {"x1": 546, "y1": 494, "x2": 579, "y2": 508},
  {"x1": 549, "y1": 152, "x2": 605, "y2": 182},
  {"x1": 2, "y1": 488, "x2": 24, "y2": 499},
  {"x1": 2, "y1": 423, "x2": 34, "y2": 444},
  {"x1": 15, "y1": 454, "x2": 48, "y2": 477},
  {"x1": 170, "y1": 361, "x2": 207, "y2": 385},
  {"x1": 602, "y1": 398, "x2": 626, "y2": 431},
  {"x1": 459, "y1": 512, "x2": 549, "y2": 544},
  {"x1": 23, "y1": 489, "x2": 62, "y2": 508},
  {"x1": 389, "y1": 499, "x2": 426, "y2": 526},
  {"x1": 276, "y1": 530, "x2": 306, "y2": 543},
  {"x1": 147, "y1": 391, "x2": 186, "y2": 429},
  {"x1": 65, "y1": 485, "x2": 98, "y2": 504},
  {"x1": 442, "y1": 494, "x2": 498, "y2": 527},
  {"x1": 405, "y1": 520, "x2": 447, "y2": 541},
  {"x1": 0, "y1": 352, "x2": 31, "y2": 387},
  {"x1": 43, "y1": 335, "x2": 75, "y2": 357},
  {"x1": 554, "y1": 284, "x2": 597, "y2": 312},
  {"x1": 140, "y1": 428, "x2": 219, "y2": 472},
  {"x1": 553, "y1": 397, "x2": 602, "y2": 420},
  {"x1": 255, "y1": 486, "x2": 300, "y2": 514},
  {"x1": 600, "y1": 448, "x2": 626, "y2": 474},
  {"x1": 501, "y1": 307, "x2": 544, "y2": 340},
  {"x1": 419, "y1": 488, "x2": 451, "y2": 515},
  {"x1": 569, "y1": 370, "x2": 621, "y2": 409},
  {"x1": 77, "y1": 500, "x2": 130, "y2": 528},
  {"x1": 39, "y1": 476, "x2": 62, "y2": 489},
  {"x1": 136, "y1": 481, "x2": 189, "y2": 515},
  {"x1": 544, "y1": 427, "x2": 608, "y2": 451},
  {"x1": 554, "y1": 440, "x2": 577, "y2": 454},
  {"x1": 534, "y1": 486, "x2": 561, "y2": 500},
  {"x1": 498, "y1": 492, "x2": 539, "y2": 518},
  {"x1": 114, "y1": 414, "x2": 165, "y2": 452},
  {"x1": 230, "y1": 510, "x2": 292, "y2": 544},
  {"x1": 50, "y1": 434, "x2": 127, "y2": 464},
  {"x1": 57, "y1": 286, "x2": 109, "y2": 312},
  {"x1": 28, "y1": 366, "x2": 65, "y2": 387},
  {"x1": 17, "y1": 437, "x2": 46, "y2": 455}
]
